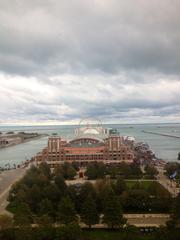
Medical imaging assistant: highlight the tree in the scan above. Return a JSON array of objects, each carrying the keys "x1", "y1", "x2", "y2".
[
  {"x1": 39, "y1": 198, "x2": 54, "y2": 217},
  {"x1": 130, "y1": 164, "x2": 142, "y2": 178},
  {"x1": 54, "y1": 164, "x2": 64, "y2": 178},
  {"x1": 56, "y1": 222, "x2": 81, "y2": 240},
  {"x1": 94, "y1": 179, "x2": 113, "y2": 212},
  {"x1": 16, "y1": 185, "x2": 29, "y2": 202},
  {"x1": 96, "y1": 162, "x2": 106, "y2": 178},
  {"x1": 57, "y1": 196, "x2": 77, "y2": 224},
  {"x1": 15, "y1": 227, "x2": 33, "y2": 240},
  {"x1": 54, "y1": 163, "x2": 77, "y2": 180},
  {"x1": 78, "y1": 182, "x2": 96, "y2": 206},
  {"x1": 123, "y1": 189, "x2": 148, "y2": 211},
  {"x1": 113, "y1": 177, "x2": 127, "y2": 195},
  {"x1": 35, "y1": 214, "x2": 54, "y2": 240},
  {"x1": 66, "y1": 166, "x2": 77, "y2": 180},
  {"x1": 63, "y1": 163, "x2": 77, "y2": 180},
  {"x1": 0, "y1": 214, "x2": 13, "y2": 230},
  {"x1": 118, "y1": 162, "x2": 131, "y2": 177},
  {"x1": 39, "y1": 162, "x2": 51, "y2": 180},
  {"x1": 28, "y1": 184, "x2": 42, "y2": 212},
  {"x1": 14, "y1": 203, "x2": 32, "y2": 227},
  {"x1": 54, "y1": 175, "x2": 67, "y2": 196},
  {"x1": 36, "y1": 214, "x2": 53, "y2": 228},
  {"x1": 154, "y1": 227, "x2": 169, "y2": 240},
  {"x1": 124, "y1": 225, "x2": 140, "y2": 240},
  {"x1": 85, "y1": 163, "x2": 98, "y2": 179},
  {"x1": 21, "y1": 166, "x2": 48, "y2": 188},
  {"x1": 108, "y1": 165, "x2": 118, "y2": 178},
  {"x1": 172, "y1": 193, "x2": 180, "y2": 221},
  {"x1": 102, "y1": 190, "x2": 126, "y2": 229},
  {"x1": 67, "y1": 185, "x2": 78, "y2": 210},
  {"x1": 71, "y1": 162, "x2": 80, "y2": 171},
  {"x1": 80, "y1": 193, "x2": 99, "y2": 228},
  {"x1": 85, "y1": 162, "x2": 106, "y2": 179},
  {"x1": 144, "y1": 164, "x2": 158, "y2": 178},
  {"x1": 45, "y1": 183, "x2": 61, "y2": 203},
  {"x1": 178, "y1": 152, "x2": 180, "y2": 161}
]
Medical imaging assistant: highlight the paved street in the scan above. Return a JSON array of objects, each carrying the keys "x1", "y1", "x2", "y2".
[
  {"x1": 156, "y1": 166, "x2": 180, "y2": 197},
  {"x1": 80, "y1": 214, "x2": 170, "y2": 228},
  {"x1": 124, "y1": 213, "x2": 170, "y2": 227},
  {"x1": 0, "y1": 168, "x2": 26, "y2": 214},
  {"x1": 66, "y1": 178, "x2": 155, "y2": 185}
]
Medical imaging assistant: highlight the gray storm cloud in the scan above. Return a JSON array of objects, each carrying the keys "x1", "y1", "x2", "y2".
[{"x1": 0, "y1": 0, "x2": 180, "y2": 124}]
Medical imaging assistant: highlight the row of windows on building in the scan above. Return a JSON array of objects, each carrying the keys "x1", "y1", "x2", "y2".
[{"x1": 47, "y1": 154, "x2": 133, "y2": 161}]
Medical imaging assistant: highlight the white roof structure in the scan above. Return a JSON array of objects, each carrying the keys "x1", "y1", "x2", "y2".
[
  {"x1": 70, "y1": 133, "x2": 105, "y2": 143},
  {"x1": 82, "y1": 128, "x2": 100, "y2": 135}
]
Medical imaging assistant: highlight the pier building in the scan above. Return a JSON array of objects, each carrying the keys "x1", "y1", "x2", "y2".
[{"x1": 35, "y1": 120, "x2": 135, "y2": 168}]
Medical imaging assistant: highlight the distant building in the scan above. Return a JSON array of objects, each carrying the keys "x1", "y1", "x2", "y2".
[{"x1": 35, "y1": 124, "x2": 134, "y2": 168}]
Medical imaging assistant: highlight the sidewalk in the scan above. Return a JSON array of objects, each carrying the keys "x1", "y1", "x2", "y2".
[{"x1": 0, "y1": 168, "x2": 27, "y2": 214}]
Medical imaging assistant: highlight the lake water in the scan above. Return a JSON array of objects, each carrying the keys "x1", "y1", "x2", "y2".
[{"x1": 0, "y1": 123, "x2": 180, "y2": 167}]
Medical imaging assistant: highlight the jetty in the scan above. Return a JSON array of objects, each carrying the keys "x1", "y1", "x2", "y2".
[
  {"x1": 142, "y1": 130, "x2": 180, "y2": 139},
  {"x1": 0, "y1": 132, "x2": 47, "y2": 149}
]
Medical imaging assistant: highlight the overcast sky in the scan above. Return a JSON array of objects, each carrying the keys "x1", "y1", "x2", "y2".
[{"x1": 0, "y1": 0, "x2": 180, "y2": 125}]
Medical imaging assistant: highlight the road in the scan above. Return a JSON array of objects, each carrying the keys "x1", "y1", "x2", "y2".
[
  {"x1": 156, "y1": 166, "x2": 180, "y2": 197},
  {"x1": 80, "y1": 214, "x2": 170, "y2": 228},
  {"x1": 66, "y1": 178, "x2": 156, "y2": 185},
  {"x1": 124, "y1": 213, "x2": 170, "y2": 227},
  {"x1": 0, "y1": 168, "x2": 27, "y2": 214}
]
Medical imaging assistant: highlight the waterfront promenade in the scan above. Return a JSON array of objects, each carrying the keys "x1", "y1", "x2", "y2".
[{"x1": 0, "y1": 168, "x2": 27, "y2": 214}]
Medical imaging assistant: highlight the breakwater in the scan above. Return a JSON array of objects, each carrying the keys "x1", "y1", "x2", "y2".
[{"x1": 142, "y1": 130, "x2": 180, "y2": 139}]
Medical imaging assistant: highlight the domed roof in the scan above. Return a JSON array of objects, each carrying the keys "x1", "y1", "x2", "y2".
[
  {"x1": 83, "y1": 128, "x2": 99, "y2": 135},
  {"x1": 69, "y1": 134, "x2": 104, "y2": 143}
]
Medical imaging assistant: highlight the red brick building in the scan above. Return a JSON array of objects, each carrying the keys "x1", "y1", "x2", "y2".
[{"x1": 35, "y1": 133, "x2": 134, "y2": 168}]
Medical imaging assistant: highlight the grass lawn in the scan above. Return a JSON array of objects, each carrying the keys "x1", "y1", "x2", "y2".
[
  {"x1": 82, "y1": 229, "x2": 154, "y2": 240},
  {"x1": 125, "y1": 180, "x2": 156, "y2": 189}
]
